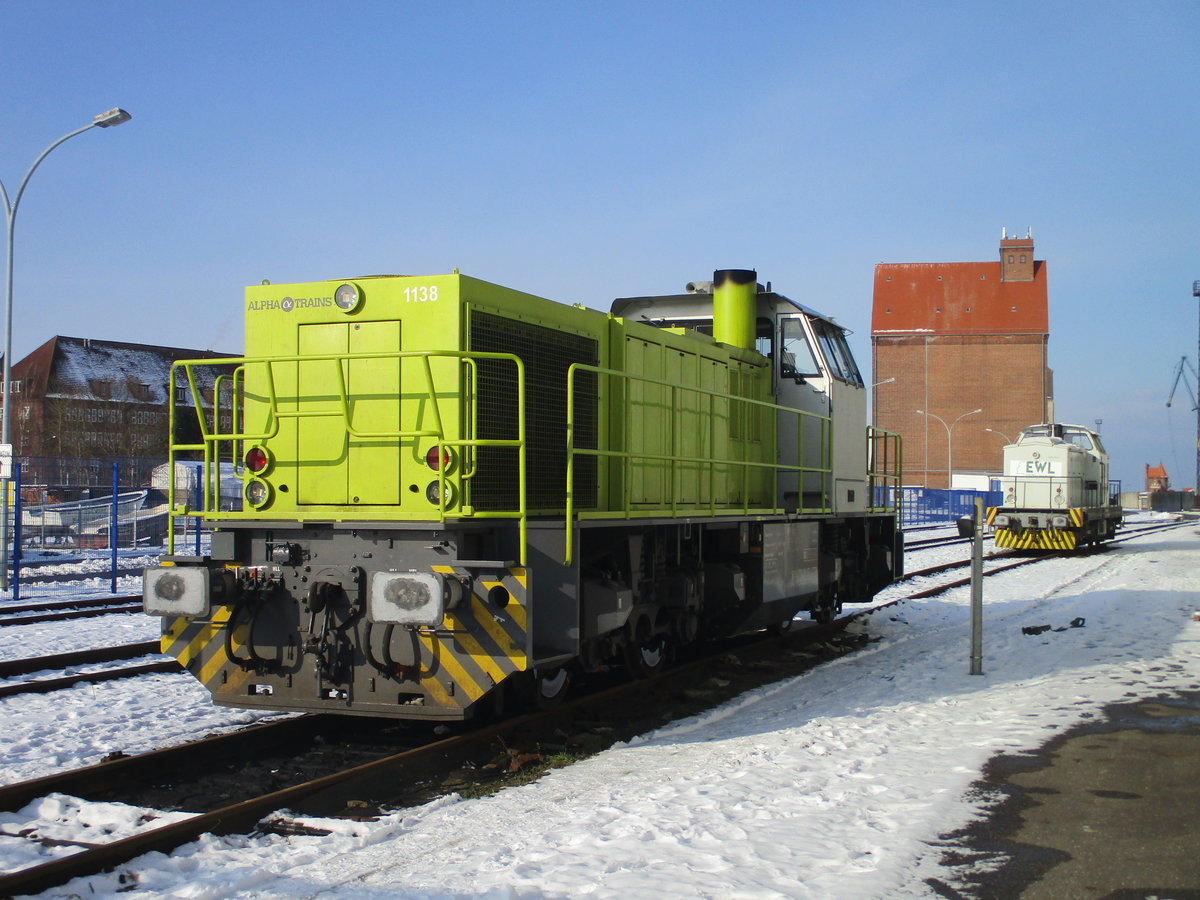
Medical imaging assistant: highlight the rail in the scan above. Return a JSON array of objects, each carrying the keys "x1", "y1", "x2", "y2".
[
  {"x1": 564, "y1": 363, "x2": 836, "y2": 564},
  {"x1": 167, "y1": 351, "x2": 528, "y2": 561}
]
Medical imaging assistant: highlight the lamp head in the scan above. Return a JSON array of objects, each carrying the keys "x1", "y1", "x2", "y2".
[{"x1": 93, "y1": 108, "x2": 132, "y2": 128}]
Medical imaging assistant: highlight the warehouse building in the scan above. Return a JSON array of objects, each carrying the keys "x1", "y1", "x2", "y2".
[
  {"x1": 871, "y1": 231, "x2": 1053, "y2": 489},
  {"x1": 2, "y1": 336, "x2": 234, "y2": 489}
]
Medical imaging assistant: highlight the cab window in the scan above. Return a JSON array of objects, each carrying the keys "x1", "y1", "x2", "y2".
[
  {"x1": 811, "y1": 319, "x2": 863, "y2": 386},
  {"x1": 1063, "y1": 430, "x2": 1094, "y2": 451},
  {"x1": 780, "y1": 317, "x2": 821, "y2": 379}
]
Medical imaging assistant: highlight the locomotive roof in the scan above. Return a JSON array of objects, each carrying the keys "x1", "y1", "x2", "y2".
[
  {"x1": 1017, "y1": 423, "x2": 1107, "y2": 454},
  {"x1": 1019, "y1": 423, "x2": 1100, "y2": 438},
  {"x1": 610, "y1": 291, "x2": 844, "y2": 329}
]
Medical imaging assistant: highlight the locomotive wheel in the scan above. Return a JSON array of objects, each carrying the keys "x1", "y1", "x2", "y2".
[
  {"x1": 623, "y1": 636, "x2": 668, "y2": 679},
  {"x1": 768, "y1": 615, "x2": 796, "y2": 635},
  {"x1": 811, "y1": 595, "x2": 840, "y2": 625},
  {"x1": 533, "y1": 668, "x2": 571, "y2": 709}
]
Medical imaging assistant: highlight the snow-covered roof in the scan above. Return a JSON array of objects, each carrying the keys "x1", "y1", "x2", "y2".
[{"x1": 14, "y1": 336, "x2": 235, "y2": 404}]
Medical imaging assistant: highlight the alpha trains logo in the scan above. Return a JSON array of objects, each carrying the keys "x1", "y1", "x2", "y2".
[{"x1": 247, "y1": 296, "x2": 333, "y2": 312}]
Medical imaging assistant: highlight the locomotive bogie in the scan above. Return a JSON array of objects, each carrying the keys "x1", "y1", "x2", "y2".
[{"x1": 149, "y1": 512, "x2": 896, "y2": 720}]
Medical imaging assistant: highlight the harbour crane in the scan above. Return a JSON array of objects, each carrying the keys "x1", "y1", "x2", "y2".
[
  {"x1": 1166, "y1": 356, "x2": 1198, "y2": 410},
  {"x1": 1166, "y1": 355, "x2": 1199, "y2": 495}
]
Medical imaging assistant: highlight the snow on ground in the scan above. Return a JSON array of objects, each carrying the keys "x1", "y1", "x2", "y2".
[
  {"x1": 1, "y1": 671, "x2": 279, "y2": 787},
  {"x1": 2, "y1": 515, "x2": 1198, "y2": 899},
  {"x1": 0, "y1": 610, "x2": 159, "y2": 662}
]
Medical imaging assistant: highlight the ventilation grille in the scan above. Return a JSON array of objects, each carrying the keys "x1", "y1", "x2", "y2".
[{"x1": 470, "y1": 311, "x2": 598, "y2": 511}]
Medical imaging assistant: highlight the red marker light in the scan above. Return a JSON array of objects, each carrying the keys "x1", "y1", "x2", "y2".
[
  {"x1": 426, "y1": 445, "x2": 450, "y2": 471},
  {"x1": 246, "y1": 447, "x2": 269, "y2": 473}
]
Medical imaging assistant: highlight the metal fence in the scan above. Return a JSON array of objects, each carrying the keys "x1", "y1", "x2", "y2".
[
  {"x1": 0, "y1": 465, "x2": 1010, "y2": 602},
  {"x1": 0, "y1": 459, "x2": 217, "y2": 601},
  {"x1": 899, "y1": 487, "x2": 1004, "y2": 527},
  {"x1": 11, "y1": 455, "x2": 163, "y2": 492}
]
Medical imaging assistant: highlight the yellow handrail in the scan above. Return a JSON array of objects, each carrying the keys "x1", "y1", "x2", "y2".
[
  {"x1": 166, "y1": 350, "x2": 527, "y2": 562},
  {"x1": 867, "y1": 426, "x2": 903, "y2": 514}
]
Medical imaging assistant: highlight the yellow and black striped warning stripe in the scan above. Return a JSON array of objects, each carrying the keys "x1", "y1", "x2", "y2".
[
  {"x1": 994, "y1": 527, "x2": 1078, "y2": 550},
  {"x1": 419, "y1": 565, "x2": 528, "y2": 710},
  {"x1": 161, "y1": 566, "x2": 530, "y2": 713},
  {"x1": 162, "y1": 606, "x2": 255, "y2": 696}
]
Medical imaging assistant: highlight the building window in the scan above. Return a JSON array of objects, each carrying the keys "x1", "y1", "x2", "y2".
[
  {"x1": 1008, "y1": 255, "x2": 1014, "y2": 263},
  {"x1": 130, "y1": 382, "x2": 152, "y2": 402},
  {"x1": 89, "y1": 379, "x2": 112, "y2": 399},
  {"x1": 1020, "y1": 254, "x2": 1027, "y2": 263}
]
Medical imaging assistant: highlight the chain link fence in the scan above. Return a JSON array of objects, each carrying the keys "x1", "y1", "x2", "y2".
[
  {"x1": 0, "y1": 457, "x2": 224, "y2": 601},
  {"x1": 899, "y1": 486, "x2": 1003, "y2": 527}
]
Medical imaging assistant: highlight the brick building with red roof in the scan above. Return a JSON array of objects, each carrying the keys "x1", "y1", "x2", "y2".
[
  {"x1": 1145, "y1": 463, "x2": 1169, "y2": 492},
  {"x1": 2, "y1": 336, "x2": 234, "y2": 490},
  {"x1": 871, "y1": 231, "x2": 1053, "y2": 488}
]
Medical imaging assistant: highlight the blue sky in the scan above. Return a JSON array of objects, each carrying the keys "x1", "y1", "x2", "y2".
[{"x1": 1, "y1": 0, "x2": 1198, "y2": 489}]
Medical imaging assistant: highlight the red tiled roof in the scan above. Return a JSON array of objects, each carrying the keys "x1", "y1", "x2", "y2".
[{"x1": 872, "y1": 260, "x2": 1048, "y2": 335}]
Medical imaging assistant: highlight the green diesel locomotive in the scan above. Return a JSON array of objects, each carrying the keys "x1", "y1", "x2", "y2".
[{"x1": 143, "y1": 268, "x2": 902, "y2": 720}]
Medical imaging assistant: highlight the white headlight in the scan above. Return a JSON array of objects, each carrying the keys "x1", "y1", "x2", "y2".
[
  {"x1": 1050, "y1": 515, "x2": 1069, "y2": 528},
  {"x1": 143, "y1": 566, "x2": 211, "y2": 616},
  {"x1": 369, "y1": 571, "x2": 462, "y2": 625},
  {"x1": 245, "y1": 478, "x2": 271, "y2": 508},
  {"x1": 993, "y1": 515, "x2": 1010, "y2": 527}
]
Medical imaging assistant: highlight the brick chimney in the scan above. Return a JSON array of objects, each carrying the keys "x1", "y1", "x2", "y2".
[{"x1": 1000, "y1": 227, "x2": 1035, "y2": 282}]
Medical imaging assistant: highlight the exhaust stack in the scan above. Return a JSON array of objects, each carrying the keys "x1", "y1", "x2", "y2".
[{"x1": 712, "y1": 268, "x2": 758, "y2": 351}]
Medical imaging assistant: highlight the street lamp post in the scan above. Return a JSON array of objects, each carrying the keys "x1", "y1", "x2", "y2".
[
  {"x1": 916, "y1": 408, "x2": 982, "y2": 489},
  {"x1": 0, "y1": 107, "x2": 131, "y2": 589},
  {"x1": 1193, "y1": 281, "x2": 1200, "y2": 495},
  {"x1": 869, "y1": 376, "x2": 895, "y2": 428},
  {"x1": 984, "y1": 427, "x2": 1011, "y2": 444}
]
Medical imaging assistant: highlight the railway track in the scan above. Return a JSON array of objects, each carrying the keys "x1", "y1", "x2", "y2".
[
  {"x1": 13, "y1": 564, "x2": 145, "y2": 585},
  {"x1": 892, "y1": 517, "x2": 1191, "y2": 602},
  {"x1": 0, "y1": 594, "x2": 143, "y2": 626},
  {"x1": 904, "y1": 533, "x2": 975, "y2": 551},
  {"x1": 0, "y1": 615, "x2": 872, "y2": 896},
  {"x1": 0, "y1": 520, "x2": 1185, "y2": 698},
  {"x1": 0, "y1": 641, "x2": 174, "y2": 699},
  {"x1": 0, "y1": 516, "x2": 1189, "y2": 894}
]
